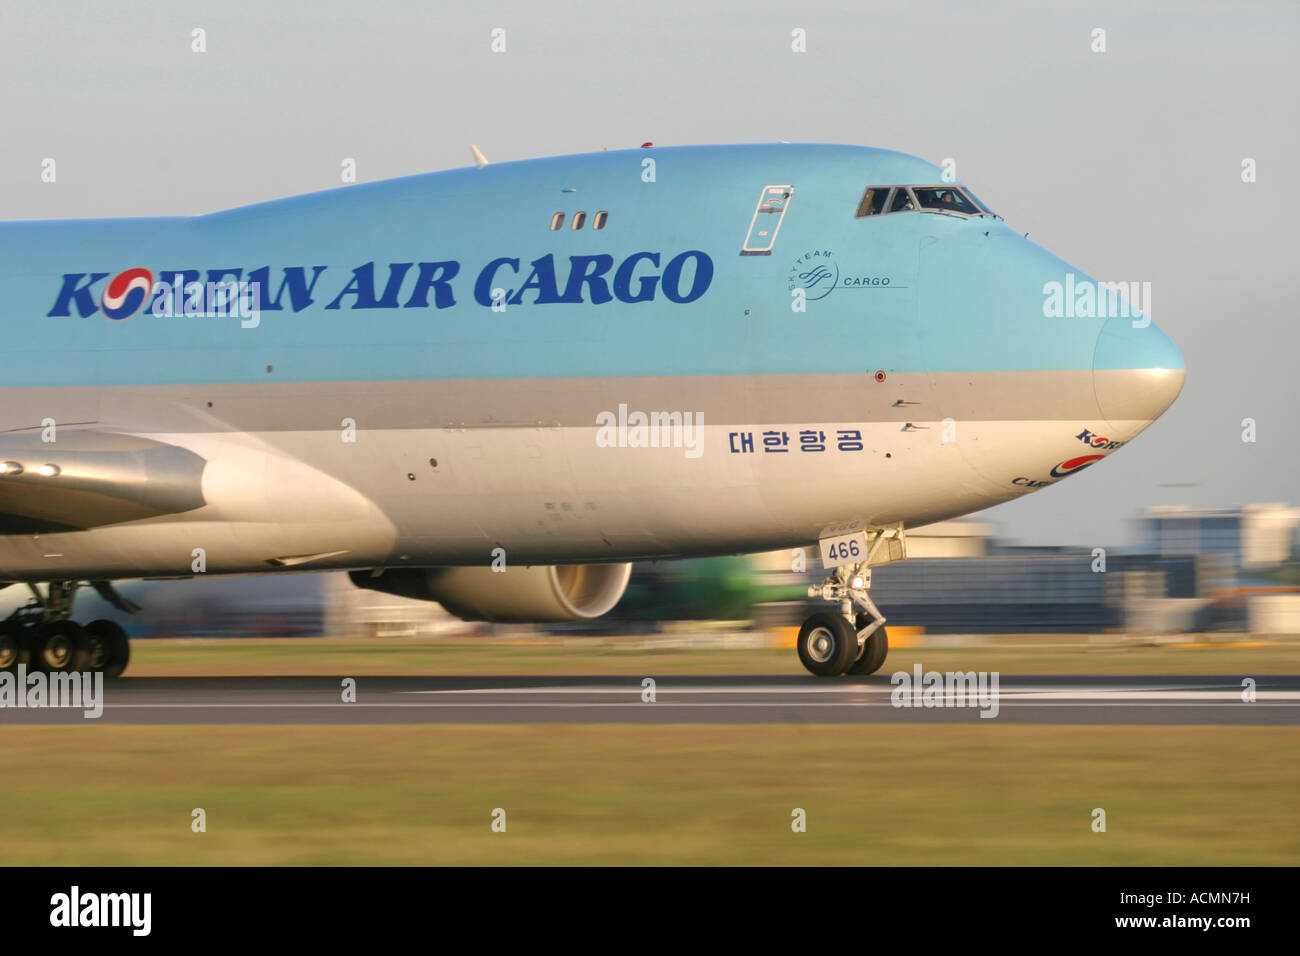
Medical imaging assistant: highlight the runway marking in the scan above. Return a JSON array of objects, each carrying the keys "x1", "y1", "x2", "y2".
[
  {"x1": 408, "y1": 685, "x2": 897, "y2": 695},
  {"x1": 62, "y1": 700, "x2": 1300, "y2": 710},
  {"x1": 991, "y1": 690, "x2": 1300, "y2": 701},
  {"x1": 405, "y1": 686, "x2": 1300, "y2": 701},
  {"x1": 404, "y1": 684, "x2": 1226, "y2": 695}
]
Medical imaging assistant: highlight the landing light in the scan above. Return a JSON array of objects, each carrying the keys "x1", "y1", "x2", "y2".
[
  {"x1": 851, "y1": 575, "x2": 866, "y2": 589},
  {"x1": 0, "y1": 461, "x2": 22, "y2": 476},
  {"x1": 37, "y1": 464, "x2": 60, "y2": 477}
]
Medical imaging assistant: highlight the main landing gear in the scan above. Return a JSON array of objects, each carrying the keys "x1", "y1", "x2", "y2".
[
  {"x1": 796, "y1": 525, "x2": 903, "y2": 677},
  {"x1": 0, "y1": 581, "x2": 134, "y2": 677}
]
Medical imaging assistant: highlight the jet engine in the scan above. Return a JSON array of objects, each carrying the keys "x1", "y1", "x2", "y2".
[{"x1": 347, "y1": 563, "x2": 633, "y2": 623}]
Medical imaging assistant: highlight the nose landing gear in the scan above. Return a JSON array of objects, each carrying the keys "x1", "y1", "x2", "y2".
[{"x1": 797, "y1": 524, "x2": 903, "y2": 677}]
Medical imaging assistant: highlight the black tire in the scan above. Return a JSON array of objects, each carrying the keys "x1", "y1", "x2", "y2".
[
  {"x1": 0, "y1": 623, "x2": 20, "y2": 672},
  {"x1": 84, "y1": 619, "x2": 130, "y2": 678},
  {"x1": 796, "y1": 611, "x2": 859, "y2": 676},
  {"x1": 33, "y1": 620, "x2": 88, "y2": 673},
  {"x1": 847, "y1": 617, "x2": 889, "y2": 675},
  {"x1": 79, "y1": 621, "x2": 112, "y2": 672}
]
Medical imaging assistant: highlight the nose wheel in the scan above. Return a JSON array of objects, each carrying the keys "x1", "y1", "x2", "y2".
[
  {"x1": 847, "y1": 613, "x2": 889, "y2": 675},
  {"x1": 796, "y1": 612, "x2": 860, "y2": 676},
  {"x1": 797, "y1": 606, "x2": 890, "y2": 677}
]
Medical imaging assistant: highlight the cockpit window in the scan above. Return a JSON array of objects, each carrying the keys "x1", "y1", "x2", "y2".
[
  {"x1": 855, "y1": 186, "x2": 890, "y2": 218},
  {"x1": 855, "y1": 184, "x2": 995, "y2": 219},
  {"x1": 913, "y1": 186, "x2": 980, "y2": 215},
  {"x1": 962, "y1": 189, "x2": 993, "y2": 214},
  {"x1": 888, "y1": 188, "x2": 915, "y2": 213}
]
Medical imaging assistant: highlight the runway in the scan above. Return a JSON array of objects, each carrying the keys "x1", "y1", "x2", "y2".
[{"x1": 2, "y1": 674, "x2": 1298, "y2": 724}]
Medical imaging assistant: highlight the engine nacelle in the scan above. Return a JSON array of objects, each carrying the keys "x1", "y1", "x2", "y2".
[{"x1": 348, "y1": 563, "x2": 633, "y2": 623}]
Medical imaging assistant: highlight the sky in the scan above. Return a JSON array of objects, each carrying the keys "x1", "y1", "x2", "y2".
[{"x1": 1, "y1": 0, "x2": 1296, "y2": 549}]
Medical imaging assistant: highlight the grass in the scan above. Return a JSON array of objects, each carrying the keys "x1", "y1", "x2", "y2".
[
  {"x1": 122, "y1": 633, "x2": 1300, "y2": 677},
  {"x1": 0, "y1": 724, "x2": 1295, "y2": 865}
]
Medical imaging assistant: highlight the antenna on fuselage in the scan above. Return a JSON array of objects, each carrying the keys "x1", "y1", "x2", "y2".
[{"x1": 471, "y1": 144, "x2": 489, "y2": 168}]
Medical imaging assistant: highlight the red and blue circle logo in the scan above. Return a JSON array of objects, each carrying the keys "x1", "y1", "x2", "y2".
[
  {"x1": 1050, "y1": 454, "x2": 1104, "y2": 478},
  {"x1": 100, "y1": 268, "x2": 154, "y2": 321}
]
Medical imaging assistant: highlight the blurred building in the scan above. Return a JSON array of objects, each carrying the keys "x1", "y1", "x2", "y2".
[
  {"x1": 866, "y1": 551, "x2": 1228, "y2": 634},
  {"x1": 899, "y1": 520, "x2": 997, "y2": 558},
  {"x1": 1138, "y1": 503, "x2": 1300, "y2": 569}
]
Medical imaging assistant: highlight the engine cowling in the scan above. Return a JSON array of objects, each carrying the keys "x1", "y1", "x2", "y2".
[{"x1": 348, "y1": 563, "x2": 633, "y2": 623}]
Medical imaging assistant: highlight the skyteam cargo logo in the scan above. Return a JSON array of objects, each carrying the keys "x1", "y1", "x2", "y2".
[
  {"x1": 788, "y1": 250, "x2": 894, "y2": 306},
  {"x1": 1049, "y1": 454, "x2": 1104, "y2": 478},
  {"x1": 47, "y1": 250, "x2": 714, "y2": 320},
  {"x1": 788, "y1": 250, "x2": 839, "y2": 301},
  {"x1": 99, "y1": 268, "x2": 154, "y2": 320}
]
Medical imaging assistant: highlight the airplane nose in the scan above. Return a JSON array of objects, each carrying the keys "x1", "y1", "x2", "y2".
[{"x1": 1092, "y1": 313, "x2": 1185, "y2": 428}]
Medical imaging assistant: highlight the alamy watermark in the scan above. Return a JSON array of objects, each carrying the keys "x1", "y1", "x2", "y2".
[
  {"x1": 150, "y1": 275, "x2": 262, "y2": 328},
  {"x1": 595, "y1": 403, "x2": 704, "y2": 459},
  {"x1": 50, "y1": 886, "x2": 150, "y2": 935},
  {"x1": 1042, "y1": 273, "x2": 1151, "y2": 327},
  {"x1": 0, "y1": 664, "x2": 103, "y2": 718},
  {"x1": 891, "y1": 664, "x2": 1000, "y2": 718}
]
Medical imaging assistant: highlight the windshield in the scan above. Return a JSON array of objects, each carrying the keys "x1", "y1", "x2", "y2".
[
  {"x1": 912, "y1": 186, "x2": 981, "y2": 215},
  {"x1": 888, "y1": 188, "x2": 915, "y2": 213},
  {"x1": 855, "y1": 184, "x2": 995, "y2": 218},
  {"x1": 961, "y1": 189, "x2": 993, "y2": 214}
]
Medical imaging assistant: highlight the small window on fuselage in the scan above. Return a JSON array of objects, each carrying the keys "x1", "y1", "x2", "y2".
[
  {"x1": 855, "y1": 187, "x2": 889, "y2": 218},
  {"x1": 593, "y1": 210, "x2": 608, "y2": 229},
  {"x1": 550, "y1": 212, "x2": 565, "y2": 230},
  {"x1": 572, "y1": 211, "x2": 587, "y2": 230}
]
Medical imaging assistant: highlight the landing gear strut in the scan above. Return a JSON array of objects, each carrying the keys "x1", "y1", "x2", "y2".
[
  {"x1": 797, "y1": 525, "x2": 902, "y2": 677},
  {"x1": 0, "y1": 580, "x2": 133, "y2": 677}
]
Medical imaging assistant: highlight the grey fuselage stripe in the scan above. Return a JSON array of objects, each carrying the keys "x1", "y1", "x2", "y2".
[{"x1": 0, "y1": 369, "x2": 1106, "y2": 435}]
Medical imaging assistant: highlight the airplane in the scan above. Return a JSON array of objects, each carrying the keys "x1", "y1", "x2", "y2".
[{"x1": 0, "y1": 143, "x2": 1184, "y2": 678}]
